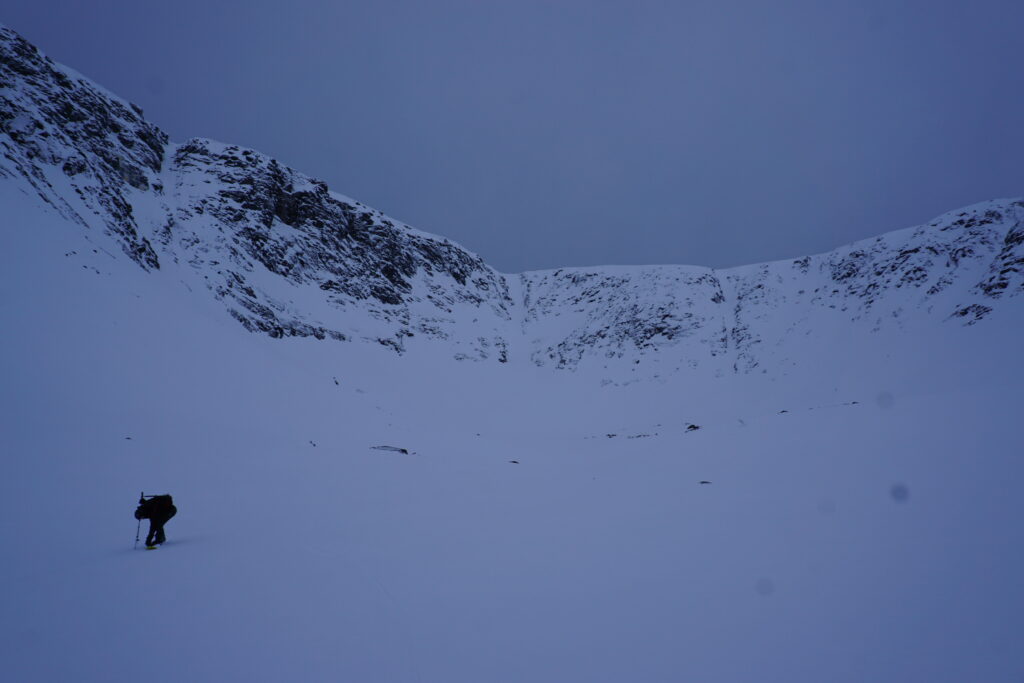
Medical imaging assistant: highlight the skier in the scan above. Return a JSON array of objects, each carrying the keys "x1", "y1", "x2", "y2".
[{"x1": 135, "y1": 493, "x2": 177, "y2": 548}]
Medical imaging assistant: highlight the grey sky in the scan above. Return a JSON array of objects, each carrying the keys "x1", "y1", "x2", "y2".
[{"x1": 7, "y1": 0, "x2": 1023, "y2": 273}]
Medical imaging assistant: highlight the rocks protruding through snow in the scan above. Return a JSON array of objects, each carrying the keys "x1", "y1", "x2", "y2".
[{"x1": 370, "y1": 445, "x2": 410, "y2": 455}]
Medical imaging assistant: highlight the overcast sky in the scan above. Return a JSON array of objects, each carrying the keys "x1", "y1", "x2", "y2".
[{"x1": 7, "y1": 0, "x2": 1023, "y2": 272}]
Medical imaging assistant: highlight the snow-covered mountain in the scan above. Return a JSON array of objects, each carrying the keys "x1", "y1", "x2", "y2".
[
  {"x1": 3, "y1": 24, "x2": 1021, "y2": 379},
  {"x1": 4, "y1": 26, "x2": 1024, "y2": 683}
]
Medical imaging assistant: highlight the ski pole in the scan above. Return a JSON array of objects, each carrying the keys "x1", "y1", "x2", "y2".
[{"x1": 134, "y1": 490, "x2": 143, "y2": 549}]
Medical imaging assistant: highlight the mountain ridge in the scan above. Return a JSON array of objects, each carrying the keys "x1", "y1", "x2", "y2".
[{"x1": 2, "y1": 25, "x2": 1021, "y2": 376}]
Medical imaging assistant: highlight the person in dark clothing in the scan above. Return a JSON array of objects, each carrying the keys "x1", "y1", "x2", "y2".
[{"x1": 135, "y1": 494, "x2": 177, "y2": 547}]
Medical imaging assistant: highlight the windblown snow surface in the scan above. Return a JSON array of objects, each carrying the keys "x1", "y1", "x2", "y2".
[
  {"x1": 2, "y1": 25, "x2": 1024, "y2": 682},
  {"x1": 3, "y1": 179, "x2": 1024, "y2": 683}
]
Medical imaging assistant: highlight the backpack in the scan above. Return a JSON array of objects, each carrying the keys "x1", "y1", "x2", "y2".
[{"x1": 135, "y1": 494, "x2": 174, "y2": 520}]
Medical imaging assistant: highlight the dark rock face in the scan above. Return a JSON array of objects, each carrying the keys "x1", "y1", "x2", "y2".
[
  {"x1": 977, "y1": 206, "x2": 1024, "y2": 299},
  {"x1": 0, "y1": 27, "x2": 166, "y2": 269},
  {"x1": 160, "y1": 138, "x2": 514, "y2": 348},
  {"x1": 169, "y1": 139, "x2": 498, "y2": 306}
]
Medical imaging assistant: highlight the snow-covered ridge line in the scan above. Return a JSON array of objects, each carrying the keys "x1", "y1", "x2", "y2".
[
  {"x1": 519, "y1": 198, "x2": 1022, "y2": 371},
  {"x1": 0, "y1": 26, "x2": 514, "y2": 360},
  {"x1": 1, "y1": 25, "x2": 1021, "y2": 375}
]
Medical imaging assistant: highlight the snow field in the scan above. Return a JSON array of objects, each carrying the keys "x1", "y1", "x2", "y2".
[{"x1": 3, "y1": 187, "x2": 1024, "y2": 681}]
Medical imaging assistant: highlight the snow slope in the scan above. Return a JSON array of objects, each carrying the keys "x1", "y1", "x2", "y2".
[
  {"x1": 4, "y1": 177, "x2": 1024, "y2": 682},
  {"x1": 2, "y1": 25, "x2": 1024, "y2": 683}
]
